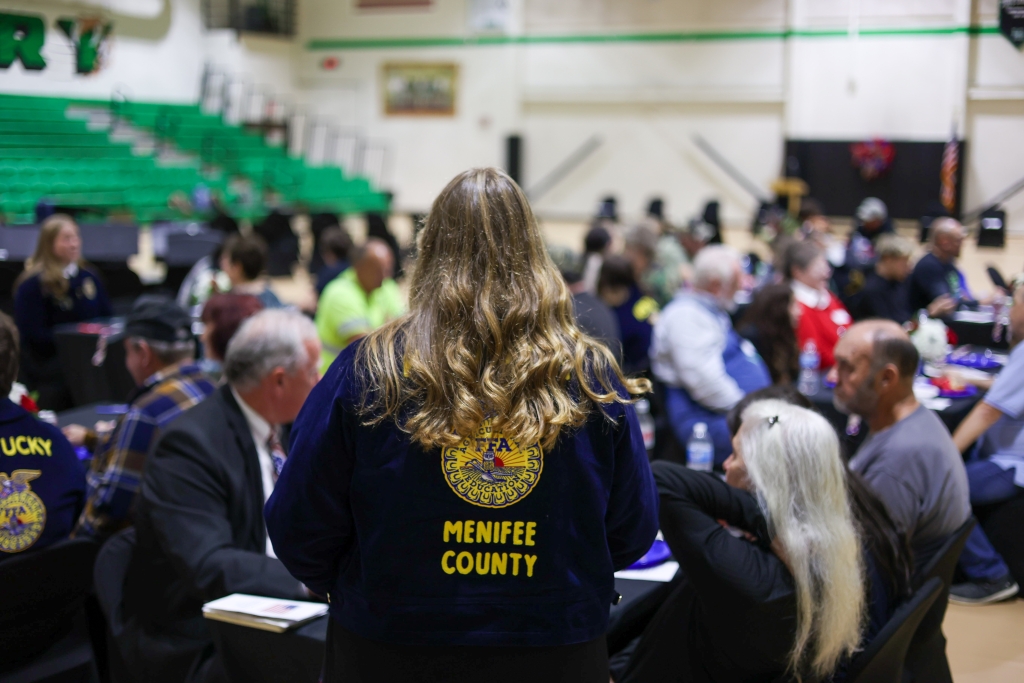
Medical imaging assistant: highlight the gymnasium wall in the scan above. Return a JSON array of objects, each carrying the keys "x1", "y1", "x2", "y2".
[
  {"x1": 0, "y1": 0, "x2": 296, "y2": 103},
  {"x1": 296, "y1": 0, "x2": 1024, "y2": 234},
  {"x1": 2, "y1": 0, "x2": 1024, "y2": 234}
]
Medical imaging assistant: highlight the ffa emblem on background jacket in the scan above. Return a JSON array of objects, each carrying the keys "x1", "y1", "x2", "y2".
[
  {"x1": 81, "y1": 277, "x2": 97, "y2": 300},
  {"x1": 0, "y1": 470, "x2": 46, "y2": 553},
  {"x1": 442, "y1": 420, "x2": 542, "y2": 508}
]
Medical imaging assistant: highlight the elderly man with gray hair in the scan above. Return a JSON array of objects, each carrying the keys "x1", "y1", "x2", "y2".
[
  {"x1": 121, "y1": 308, "x2": 321, "y2": 683},
  {"x1": 650, "y1": 245, "x2": 771, "y2": 467}
]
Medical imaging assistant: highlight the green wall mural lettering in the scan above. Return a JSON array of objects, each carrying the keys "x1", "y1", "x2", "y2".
[
  {"x1": 0, "y1": 10, "x2": 113, "y2": 74},
  {"x1": 0, "y1": 12, "x2": 47, "y2": 71},
  {"x1": 57, "y1": 17, "x2": 113, "y2": 74}
]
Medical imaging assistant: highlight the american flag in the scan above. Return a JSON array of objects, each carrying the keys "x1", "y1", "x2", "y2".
[
  {"x1": 262, "y1": 603, "x2": 298, "y2": 615},
  {"x1": 940, "y1": 130, "x2": 959, "y2": 214}
]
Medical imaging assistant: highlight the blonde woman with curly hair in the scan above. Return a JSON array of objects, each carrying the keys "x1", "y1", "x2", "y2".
[
  {"x1": 14, "y1": 214, "x2": 111, "y2": 409},
  {"x1": 612, "y1": 399, "x2": 864, "y2": 683},
  {"x1": 267, "y1": 168, "x2": 658, "y2": 683}
]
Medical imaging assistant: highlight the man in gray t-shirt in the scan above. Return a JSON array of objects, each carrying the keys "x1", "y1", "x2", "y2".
[
  {"x1": 828, "y1": 321, "x2": 970, "y2": 569},
  {"x1": 849, "y1": 405, "x2": 970, "y2": 561}
]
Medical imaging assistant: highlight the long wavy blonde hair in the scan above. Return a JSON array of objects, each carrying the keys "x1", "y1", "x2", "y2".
[
  {"x1": 356, "y1": 167, "x2": 649, "y2": 450},
  {"x1": 15, "y1": 214, "x2": 82, "y2": 298},
  {"x1": 737, "y1": 400, "x2": 865, "y2": 682}
]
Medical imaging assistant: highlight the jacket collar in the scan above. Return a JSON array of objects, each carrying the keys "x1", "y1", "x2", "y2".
[
  {"x1": 129, "y1": 361, "x2": 203, "y2": 404},
  {"x1": 219, "y1": 384, "x2": 267, "y2": 550},
  {"x1": 791, "y1": 281, "x2": 831, "y2": 310},
  {"x1": 230, "y1": 387, "x2": 272, "y2": 448},
  {"x1": 0, "y1": 398, "x2": 29, "y2": 425}
]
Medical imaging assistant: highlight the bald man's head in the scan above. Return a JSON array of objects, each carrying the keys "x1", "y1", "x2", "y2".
[
  {"x1": 354, "y1": 238, "x2": 395, "y2": 294},
  {"x1": 828, "y1": 320, "x2": 919, "y2": 417},
  {"x1": 930, "y1": 218, "x2": 965, "y2": 262}
]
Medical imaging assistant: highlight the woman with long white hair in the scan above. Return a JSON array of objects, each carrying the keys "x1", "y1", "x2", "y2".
[{"x1": 613, "y1": 399, "x2": 865, "y2": 683}]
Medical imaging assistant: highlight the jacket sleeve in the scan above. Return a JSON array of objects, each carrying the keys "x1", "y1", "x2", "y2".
[
  {"x1": 265, "y1": 358, "x2": 356, "y2": 596},
  {"x1": 141, "y1": 427, "x2": 304, "y2": 602},
  {"x1": 76, "y1": 407, "x2": 156, "y2": 539},
  {"x1": 91, "y1": 272, "x2": 114, "y2": 318},
  {"x1": 651, "y1": 460, "x2": 782, "y2": 606},
  {"x1": 605, "y1": 401, "x2": 660, "y2": 571}
]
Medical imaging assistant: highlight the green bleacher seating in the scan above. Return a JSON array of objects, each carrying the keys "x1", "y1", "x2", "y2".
[{"x1": 0, "y1": 93, "x2": 387, "y2": 224}]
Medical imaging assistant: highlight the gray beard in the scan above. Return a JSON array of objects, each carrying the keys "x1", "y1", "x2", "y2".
[{"x1": 833, "y1": 381, "x2": 878, "y2": 418}]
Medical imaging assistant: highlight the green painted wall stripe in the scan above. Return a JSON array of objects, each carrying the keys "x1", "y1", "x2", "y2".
[{"x1": 307, "y1": 24, "x2": 1000, "y2": 50}]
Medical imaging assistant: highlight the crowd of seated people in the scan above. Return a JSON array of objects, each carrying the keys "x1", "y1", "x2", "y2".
[{"x1": 3, "y1": 178, "x2": 1022, "y2": 683}]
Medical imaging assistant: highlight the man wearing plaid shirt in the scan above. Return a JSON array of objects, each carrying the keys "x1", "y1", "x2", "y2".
[{"x1": 65, "y1": 299, "x2": 216, "y2": 541}]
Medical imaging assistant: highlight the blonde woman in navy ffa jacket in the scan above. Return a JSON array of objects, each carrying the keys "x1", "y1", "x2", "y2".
[
  {"x1": 0, "y1": 312, "x2": 85, "y2": 560},
  {"x1": 266, "y1": 167, "x2": 659, "y2": 683},
  {"x1": 14, "y1": 214, "x2": 112, "y2": 409}
]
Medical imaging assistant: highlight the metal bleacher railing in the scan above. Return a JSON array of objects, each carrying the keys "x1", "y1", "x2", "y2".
[{"x1": 198, "y1": 66, "x2": 391, "y2": 194}]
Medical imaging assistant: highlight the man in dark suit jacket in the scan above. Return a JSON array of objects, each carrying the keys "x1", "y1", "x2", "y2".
[{"x1": 120, "y1": 309, "x2": 322, "y2": 683}]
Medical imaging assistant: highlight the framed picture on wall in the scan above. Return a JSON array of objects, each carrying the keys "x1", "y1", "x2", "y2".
[{"x1": 382, "y1": 63, "x2": 458, "y2": 116}]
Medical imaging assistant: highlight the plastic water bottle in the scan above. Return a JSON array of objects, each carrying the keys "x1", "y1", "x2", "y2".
[
  {"x1": 686, "y1": 422, "x2": 714, "y2": 472},
  {"x1": 635, "y1": 398, "x2": 655, "y2": 455},
  {"x1": 798, "y1": 340, "x2": 821, "y2": 396}
]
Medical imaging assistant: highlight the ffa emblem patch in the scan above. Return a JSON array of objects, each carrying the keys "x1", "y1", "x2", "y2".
[
  {"x1": 81, "y1": 277, "x2": 97, "y2": 300},
  {"x1": 0, "y1": 470, "x2": 46, "y2": 554},
  {"x1": 442, "y1": 420, "x2": 542, "y2": 508},
  {"x1": 632, "y1": 296, "x2": 659, "y2": 322}
]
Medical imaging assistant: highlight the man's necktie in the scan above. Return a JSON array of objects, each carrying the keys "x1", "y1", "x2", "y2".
[{"x1": 267, "y1": 429, "x2": 287, "y2": 482}]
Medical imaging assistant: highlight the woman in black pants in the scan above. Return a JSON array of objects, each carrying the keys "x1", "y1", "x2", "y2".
[{"x1": 613, "y1": 400, "x2": 865, "y2": 683}]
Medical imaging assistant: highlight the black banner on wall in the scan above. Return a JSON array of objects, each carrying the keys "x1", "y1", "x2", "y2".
[
  {"x1": 784, "y1": 140, "x2": 963, "y2": 220},
  {"x1": 1002, "y1": 0, "x2": 1024, "y2": 48}
]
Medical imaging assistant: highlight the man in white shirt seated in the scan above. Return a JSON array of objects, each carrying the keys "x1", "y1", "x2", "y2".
[
  {"x1": 650, "y1": 245, "x2": 771, "y2": 467},
  {"x1": 121, "y1": 309, "x2": 321, "y2": 683}
]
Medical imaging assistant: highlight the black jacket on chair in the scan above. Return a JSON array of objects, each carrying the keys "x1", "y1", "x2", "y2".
[{"x1": 121, "y1": 385, "x2": 304, "y2": 683}]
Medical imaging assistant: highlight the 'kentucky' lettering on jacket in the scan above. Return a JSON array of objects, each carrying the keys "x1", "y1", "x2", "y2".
[{"x1": 0, "y1": 436, "x2": 53, "y2": 456}]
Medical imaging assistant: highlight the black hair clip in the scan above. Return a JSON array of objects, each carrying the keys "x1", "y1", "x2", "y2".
[{"x1": 766, "y1": 416, "x2": 780, "y2": 428}]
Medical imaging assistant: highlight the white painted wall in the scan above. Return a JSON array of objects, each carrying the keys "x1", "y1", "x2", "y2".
[
  {"x1": 0, "y1": 0, "x2": 295, "y2": 102},
  {"x1": 295, "y1": 0, "x2": 1024, "y2": 234}
]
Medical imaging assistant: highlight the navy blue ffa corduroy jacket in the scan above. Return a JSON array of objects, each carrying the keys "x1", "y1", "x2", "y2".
[
  {"x1": 265, "y1": 341, "x2": 659, "y2": 647},
  {"x1": 0, "y1": 398, "x2": 85, "y2": 559}
]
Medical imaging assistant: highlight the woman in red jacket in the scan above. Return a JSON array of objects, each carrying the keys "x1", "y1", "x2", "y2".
[{"x1": 783, "y1": 240, "x2": 852, "y2": 370}]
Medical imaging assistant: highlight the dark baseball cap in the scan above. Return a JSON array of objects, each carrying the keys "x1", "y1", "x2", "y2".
[{"x1": 113, "y1": 297, "x2": 194, "y2": 344}]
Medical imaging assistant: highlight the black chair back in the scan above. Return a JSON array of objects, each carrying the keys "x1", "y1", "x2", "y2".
[
  {"x1": 0, "y1": 537, "x2": 99, "y2": 669},
  {"x1": 846, "y1": 577, "x2": 943, "y2": 683},
  {"x1": 903, "y1": 517, "x2": 975, "y2": 683},
  {"x1": 93, "y1": 527, "x2": 139, "y2": 683},
  {"x1": 94, "y1": 528, "x2": 135, "y2": 635}
]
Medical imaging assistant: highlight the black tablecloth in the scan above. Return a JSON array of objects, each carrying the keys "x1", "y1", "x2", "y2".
[
  {"x1": 53, "y1": 321, "x2": 136, "y2": 407},
  {"x1": 56, "y1": 403, "x2": 126, "y2": 429},
  {"x1": 947, "y1": 319, "x2": 1009, "y2": 351},
  {"x1": 209, "y1": 615, "x2": 328, "y2": 683},
  {"x1": 206, "y1": 578, "x2": 664, "y2": 683}
]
